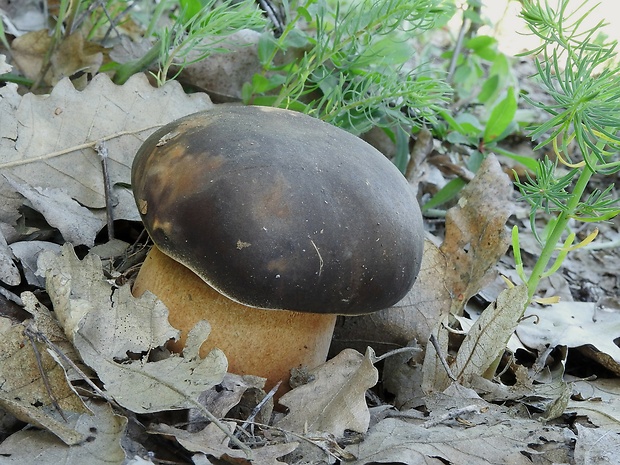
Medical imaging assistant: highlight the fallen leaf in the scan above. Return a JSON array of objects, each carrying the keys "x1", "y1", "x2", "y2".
[
  {"x1": 421, "y1": 314, "x2": 452, "y2": 394},
  {"x1": 152, "y1": 422, "x2": 299, "y2": 464},
  {"x1": 194, "y1": 373, "x2": 268, "y2": 424},
  {"x1": 0, "y1": 401, "x2": 127, "y2": 464},
  {"x1": 5, "y1": 176, "x2": 102, "y2": 247},
  {"x1": 40, "y1": 243, "x2": 228, "y2": 413},
  {"x1": 77, "y1": 320, "x2": 227, "y2": 413},
  {"x1": 346, "y1": 417, "x2": 571, "y2": 465},
  {"x1": 11, "y1": 30, "x2": 103, "y2": 86},
  {"x1": 0, "y1": 231, "x2": 19, "y2": 286},
  {"x1": 0, "y1": 73, "x2": 212, "y2": 246},
  {"x1": 574, "y1": 423, "x2": 620, "y2": 465},
  {"x1": 0, "y1": 54, "x2": 11, "y2": 74},
  {"x1": 9, "y1": 240, "x2": 62, "y2": 287},
  {"x1": 382, "y1": 340, "x2": 426, "y2": 409},
  {"x1": 9, "y1": 30, "x2": 50, "y2": 81},
  {"x1": 452, "y1": 285, "x2": 528, "y2": 385},
  {"x1": 569, "y1": 378, "x2": 620, "y2": 429},
  {"x1": 440, "y1": 153, "x2": 514, "y2": 315},
  {"x1": 276, "y1": 348, "x2": 378, "y2": 437},
  {"x1": 517, "y1": 301, "x2": 620, "y2": 372},
  {"x1": 0, "y1": 292, "x2": 88, "y2": 445}
]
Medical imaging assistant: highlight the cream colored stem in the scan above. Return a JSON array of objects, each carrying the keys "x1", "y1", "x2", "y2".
[{"x1": 132, "y1": 246, "x2": 337, "y2": 396}]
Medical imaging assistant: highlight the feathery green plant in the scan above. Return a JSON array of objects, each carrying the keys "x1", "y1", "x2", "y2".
[
  {"x1": 243, "y1": 0, "x2": 452, "y2": 134},
  {"x1": 513, "y1": 0, "x2": 620, "y2": 304},
  {"x1": 113, "y1": 0, "x2": 266, "y2": 85}
]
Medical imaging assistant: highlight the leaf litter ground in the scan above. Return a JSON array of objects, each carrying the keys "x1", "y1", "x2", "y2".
[{"x1": 0, "y1": 54, "x2": 618, "y2": 465}]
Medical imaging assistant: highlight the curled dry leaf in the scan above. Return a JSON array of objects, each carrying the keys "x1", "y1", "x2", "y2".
[
  {"x1": 151, "y1": 422, "x2": 299, "y2": 465},
  {"x1": 452, "y1": 285, "x2": 528, "y2": 385},
  {"x1": 346, "y1": 417, "x2": 571, "y2": 465},
  {"x1": 5, "y1": 176, "x2": 102, "y2": 247},
  {"x1": 0, "y1": 400, "x2": 127, "y2": 464},
  {"x1": 422, "y1": 155, "x2": 516, "y2": 393},
  {"x1": 39, "y1": 243, "x2": 228, "y2": 413},
  {"x1": 9, "y1": 240, "x2": 62, "y2": 287},
  {"x1": 11, "y1": 30, "x2": 103, "y2": 86},
  {"x1": 518, "y1": 301, "x2": 620, "y2": 373},
  {"x1": 0, "y1": 292, "x2": 88, "y2": 446},
  {"x1": 440, "y1": 153, "x2": 514, "y2": 315},
  {"x1": 276, "y1": 348, "x2": 378, "y2": 437}
]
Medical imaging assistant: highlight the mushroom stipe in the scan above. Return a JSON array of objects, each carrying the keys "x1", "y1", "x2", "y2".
[{"x1": 131, "y1": 105, "x2": 424, "y2": 396}]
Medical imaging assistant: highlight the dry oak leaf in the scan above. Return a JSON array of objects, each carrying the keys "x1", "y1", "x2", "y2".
[
  {"x1": 152, "y1": 422, "x2": 299, "y2": 465},
  {"x1": 574, "y1": 423, "x2": 620, "y2": 465},
  {"x1": 0, "y1": 73, "x2": 213, "y2": 245},
  {"x1": 0, "y1": 292, "x2": 89, "y2": 446},
  {"x1": 440, "y1": 153, "x2": 513, "y2": 315},
  {"x1": 452, "y1": 284, "x2": 528, "y2": 385},
  {"x1": 11, "y1": 30, "x2": 103, "y2": 86},
  {"x1": 39, "y1": 243, "x2": 228, "y2": 414},
  {"x1": 276, "y1": 348, "x2": 378, "y2": 437},
  {"x1": 0, "y1": 400, "x2": 127, "y2": 465},
  {"x1": 346, "y1": 417, "x2": 570, "y2": 465},
  {"x1": 517, "y1": 301, "x2": 620, "y2": 374},
  {"x1": 569, "y1": 378, "x2": 620, "y2": 429}
]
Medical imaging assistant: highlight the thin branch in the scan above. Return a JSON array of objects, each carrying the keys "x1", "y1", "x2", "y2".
[{"x1": 0, "y1": 125, "x2": 163, "y2": 169}]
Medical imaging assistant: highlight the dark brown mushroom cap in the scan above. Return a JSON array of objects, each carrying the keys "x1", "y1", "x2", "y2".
[{"x1": 132, "y1": 106, "x2": 423, "y2": 315}]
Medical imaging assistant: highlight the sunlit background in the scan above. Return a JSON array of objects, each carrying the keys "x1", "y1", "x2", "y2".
[{"x1": 463, "y1": 0, "x2": 620, "y2": 56}]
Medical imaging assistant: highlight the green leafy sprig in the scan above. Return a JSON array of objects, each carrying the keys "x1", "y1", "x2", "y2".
[
  {"x1": 243, "y1": 0, "x2": 452, "y2": 134},
  {"x1": 114, "y1": 0, "x2": 266, "y2": 85},
  {"x1": 514, "y1": 0, "x2": 620, "y2": 303}
]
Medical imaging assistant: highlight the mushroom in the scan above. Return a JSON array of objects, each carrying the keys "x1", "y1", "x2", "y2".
[{"x1": 131, "y1": 105, "x2": 424, "y2": 394}]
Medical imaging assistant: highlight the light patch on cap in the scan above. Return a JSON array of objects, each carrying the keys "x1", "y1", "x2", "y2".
[
  {"x1": 150, "y1": 218, "x2": 174, "y2": 237},
  {"x1": 157, "y1": 130, "x2": 180, "y2": 147},
  {"x1": 137, "y1": 198, "x2": 148, "y2": 215},
  {"x1": 236, "y1": 240, "x2": 251, "y2": 250}
]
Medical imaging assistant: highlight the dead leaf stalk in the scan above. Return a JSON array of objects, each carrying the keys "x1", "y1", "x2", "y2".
[
  {"x1": 229, "y1": 419, "x2": 355, "y2": 462},
  {"x1": 371, "y1": 347, "x2": 421, "y2": 363},
  {"x1": 95, "y1": 141, "x2": 115, "y2": 240},
  {"x1": 0, "y1": 125, "x2": 163, "y2": 170},
  {"x1": 422, "y1": 404, "x2": 483, "y2": 428},
  {"x1": 429, "y1": 334, "x2": 457, "y2": 383},
  {"x1": 236, "y1": 381, "x2": 281, "y2": 437},
  {"x1": 25, "y1": 326, "x2": 68, "y2": 422}
]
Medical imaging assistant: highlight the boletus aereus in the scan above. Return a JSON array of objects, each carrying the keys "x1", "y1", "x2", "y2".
[{"x1": 131, "y1": 105, "x2": 424, "y2": 394}]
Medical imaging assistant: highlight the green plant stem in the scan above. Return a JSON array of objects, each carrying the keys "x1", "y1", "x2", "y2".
[
  {"x1": 525, "y1": 163, "x2": 594, "y2": 304},
  {"x1": 113, "y1": 40, "x2": 162, "y2": 85}
]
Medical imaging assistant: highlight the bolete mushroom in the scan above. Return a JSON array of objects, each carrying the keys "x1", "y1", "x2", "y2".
[{"x1": 131, "y1": 105, "x2": 423, "y2": 394}]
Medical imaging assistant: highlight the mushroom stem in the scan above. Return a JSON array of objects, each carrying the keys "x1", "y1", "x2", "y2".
[{"x1": 132, "y1": 246, "x2": 337, "y2": 395}]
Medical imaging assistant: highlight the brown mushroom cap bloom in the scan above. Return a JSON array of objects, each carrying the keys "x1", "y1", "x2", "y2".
[{"x1": 131, "y1": 105, "x2": 423, "y2": 393}]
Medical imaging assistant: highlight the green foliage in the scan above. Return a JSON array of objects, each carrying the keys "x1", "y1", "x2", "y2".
[
  {"x1": 514, "y1": 0, "x2": 620, "y2": 303},
  {"x1": 422, "y1": 1, "x2": 536, "y2": 212},
  {"x1": 152, "y1": 0, "x2": 266, "y2": 85},
  {"x1": 243, "y1": 0, "x2": 452, "y2": 134},
  {"x1": 112, "y1": 0, "x2": 266, "y2": 85}
]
